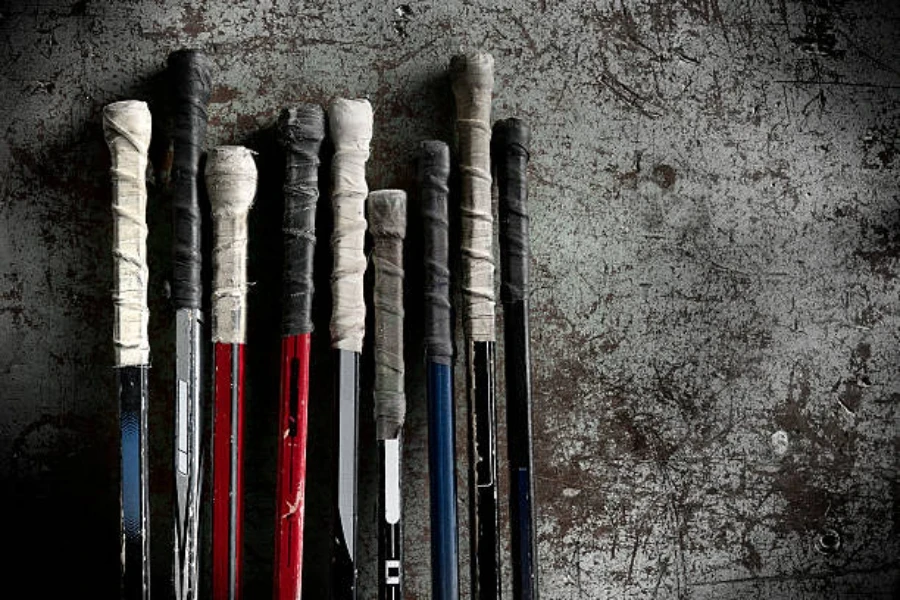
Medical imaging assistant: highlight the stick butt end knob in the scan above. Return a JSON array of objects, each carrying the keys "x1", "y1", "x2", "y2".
[
  {"x1": 368, "y1": 190, "x2": 407, "y2": 239},
  {"x1": 103, "y1": 100, "x2": 152, "y2": 152},
  {"x1": 328, "y1": 98, "x2": 373, "y2": 146},
  {"x1": 278, "y1": 104, "x2": 326, "y2": 146},
  {"x1": 206, "y1": 146, "x2": 257, "y2": 216}
]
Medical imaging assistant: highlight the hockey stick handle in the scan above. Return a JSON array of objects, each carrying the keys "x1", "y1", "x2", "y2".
[
  {"x1": 278, "y1": 104, "x2": 326, "y2": 336},
  {"x1": 328, "y1": 98, "x2": 373, "y2": 353},
  {"x1": 104, "y1": 99, "x2": 152, "y2": 367},
  {"x1": 494, "y1": 118, "x2": 531, "y2": 303},
  {"x1": 368, "y1": 189, "x2": 407, "y2": 440},
  {"x1": 168, "y1": 49, "x2": 212, "y2": 310},
  {"x1": 451, "y1": 52, "x2": 495, "y2": 342},
  {"x1": 207, "y1": 146, "x2": 257, "y2": 344},
  {"x1": 418, "y1": 140, "x2": 452, "y2": 363}
]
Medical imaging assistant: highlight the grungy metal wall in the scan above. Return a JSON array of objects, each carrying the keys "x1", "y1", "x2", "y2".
[{"x1": 1, "y1": 0, "x2": 898, "y2": 598}]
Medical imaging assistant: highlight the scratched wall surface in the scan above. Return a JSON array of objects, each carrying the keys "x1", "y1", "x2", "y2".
[{"x1": 1, "y1": 0, "x2": 899, "y2": 598}]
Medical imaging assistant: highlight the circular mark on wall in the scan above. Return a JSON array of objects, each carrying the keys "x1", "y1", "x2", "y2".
[
  {"x1": 771, "y1": 430, "x2": 790, "y2": 456},
  {"x1": 816, "y1": 528, "x2": 842, "y2": 555},
  {"x1": 652, "y1": 164, "x2": 677, "y2": 189}
]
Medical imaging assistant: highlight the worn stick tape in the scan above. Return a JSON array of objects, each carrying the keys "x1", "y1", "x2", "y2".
[
  {"x1": 104, "y1": 100, "x2": 152, "y2": 367},
  {"x1": 168, "y1": 48, "x2": 212, "y2": 310},
  {"x1": 493, "y1": 118, "x2": 531, "y2": 303},
  {"x1": 368, "y1": 189, "x2": 407, "y2": 440},
  {"x1": 418, "y1": 140, "x2": 453, "y2": 363},
  {"x1": 328, "y1": 98, "x2": 373, "y2": 352},
  {"x1": 451, "y1": 51, "x2": 496, "y2": 342},
  {"x1": 206, "y1": 146, "x2": 257, "y2": 344},
  {"x1": 278, "y1": 104, "x2": 325, "y2": 336}
]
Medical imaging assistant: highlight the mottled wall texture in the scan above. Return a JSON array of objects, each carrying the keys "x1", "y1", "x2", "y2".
[{"x1": 2, "y1": 0, "x2": 898, "y2": 598}]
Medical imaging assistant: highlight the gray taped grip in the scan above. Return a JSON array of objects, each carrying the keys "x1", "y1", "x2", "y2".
[
  {"x1": 368, "y1": 189, "x2": 407, "y2": 440},
  {"x1": 168, "y1": 49, "x2": 211, "y2": 310},
  {"x1": 417, "y1": 140, "x2": 452, "y2": 363}
]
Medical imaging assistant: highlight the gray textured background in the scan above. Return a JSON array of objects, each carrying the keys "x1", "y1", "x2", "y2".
[{"x1": 2, "y1": 0, "x2": 899, "y2": 598}]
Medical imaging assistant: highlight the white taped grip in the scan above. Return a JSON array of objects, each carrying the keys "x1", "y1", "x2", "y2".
[
  {"x1": 206, "y1": 146, "x2": 257, "y2": 344},
  {"x1": 328, "y1": 98, "x2": 373, "y2": 352},
  {"x1": 451, "y1": 52, "x2": 496, "y2": 342},
  {"x1": 103, "y1": 100, "x2": 152, "y2": 367}
]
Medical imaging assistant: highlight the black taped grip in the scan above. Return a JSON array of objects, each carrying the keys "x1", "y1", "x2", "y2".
[
  {"x1": 493, "y1": 118, "x2": 531, "y2": 304},
  {"x1": 278, "y1": 105, "x2": 326, "y2": 335},
  {"x1": 418, "y1": 141, "x2": 452, "y2": 362},
  {"x1": 168, "y1": 49, "x2": 212, "y2": 309}
]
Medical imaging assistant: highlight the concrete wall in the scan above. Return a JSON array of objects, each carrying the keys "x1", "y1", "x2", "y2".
[{"x1": 1, "y1": 0, "x2": 897, "y2": 597}]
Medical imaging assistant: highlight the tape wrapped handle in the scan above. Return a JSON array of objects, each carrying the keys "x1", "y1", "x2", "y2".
[
  {"x1": 451, "y1": 51, "x2": 496, "y2": 342},
  {"x1": 168, "y1": 49, "x2": 212, "y2": 310},
  {"x1": 278, "y1": 104, "x2": 325, "y2": 336},
  {"x1": 328, "y1": 98, "x2": 373, "y2": 352},
  {"x1": 493, "y1": 118, "x2": 531, "y2": 304},
  {"x1": 104, "y1": 100, "x2": 152, "y2": 367},
  {"x1": 369, "y1": 190, "x2": 407, "y2": 440},
  {"x1": 418, "y1": 140, "x2": 452, "y2": 363},
  {"x1": 206, "y1": 146, "x2": 257, "y2": 344}
]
